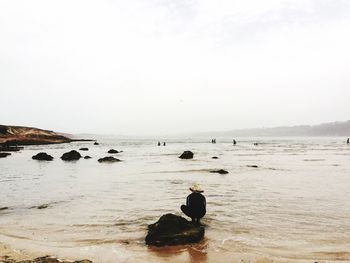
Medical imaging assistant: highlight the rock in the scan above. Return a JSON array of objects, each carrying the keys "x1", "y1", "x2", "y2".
[
  {"x1": 145, "y1": 213, "x2": 204, "y2": 246},
  {"x1": 210, "y1": 169, "x2": 228, "y2": 174},
  {"x1": 212, "y1": 156, "x2": 219, "y2": 159},
  {"x1": 179, "y1": 151, "x2": 194, "y2": 159},
  {"x1": 84, "y1": 156, "x2": 92, "y2": 159},
  {"x1": 32, "y1": 152, "x2": 53, "y2": 161},
  {"x1": 94, "y1": 142, "x2": 99, "y2": 145},
  {"x1": 247, "y1": 165, "x2": 258, "y2": 168},
  {"x1": 0, "y1": 152, "x2": 11, "y2": 158},
  {"x1": 98, "y1": 156, "x2": 121, "y2": 163},
  {"x1": 108, "y1": 149, "x2": 119, "y2": 154},
  {"x1": 37, "y1": 204, "x2": 49, "y2": 209},
  {"x1": 79, "y1": 148, "x2": 89, "y2": 151},
  {"x1": 0, "y1": 207, "x2": 9, "y2": 211},
  {"x1": 61, "y1": 150, "x2": 81, "y2": 161}
]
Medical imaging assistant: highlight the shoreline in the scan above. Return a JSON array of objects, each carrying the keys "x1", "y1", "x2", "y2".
[{"x1": 0, "y1": 242, "x2": 92, "y2": 263}]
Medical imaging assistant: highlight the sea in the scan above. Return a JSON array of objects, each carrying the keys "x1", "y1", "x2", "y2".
[{"x1": 0, "y1": 137, "x2": 349, "y2": 262}]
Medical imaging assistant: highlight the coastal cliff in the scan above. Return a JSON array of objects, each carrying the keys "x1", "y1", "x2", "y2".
[{"x1": 0, "y1": 125, "x2": 78, "y2": 145}]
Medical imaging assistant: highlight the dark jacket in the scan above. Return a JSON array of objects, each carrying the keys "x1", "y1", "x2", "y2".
[{"x1": 186, "y1": 192, "x2": 206, "y2": 218}]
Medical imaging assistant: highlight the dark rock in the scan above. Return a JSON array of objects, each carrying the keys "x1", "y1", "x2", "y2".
[
  {"x1": 61, "y1": 150, "x2": 81, "y2": 161},
  {"x1": 37, "y1": 204, "x2": 49, "y2": 209},
  {"x1": 84, "y1": 156, "x2": 92, "y2": 159},
  {"x1": 79, "y1": 148, "x2": 89, "y2": 151},
  {"x1": 179, "y1": 151, "x2": 194, "y2": 159},
  {"x1": 32, "y1": 152, "x2": 53, "y2": 161},
  {"x1": 98, "y1": 156, "x2": 121, "y2": 163},
  {"x1": 145, "y1": 213, "x2": 204, "y2": 246},
  {"x1": 210, "y1": 169, "x2": 229, "y2": 174},
  {"x1": 247, "y1": 165, "x2": 258, "y2": 168},
  {"x1": 0, "y1": 207, "x2": 9, "y2": 211},
  {"x1": 0, "y1": 146, "x2": 22, "y2": 152},
  {"x1": 212, "y1": 156, "x2": 219, "y2": 159},
  {"x1": 94, "y1": 142, "x2": 99, "y2": 145},
  {"x1": 108, "y1": 149, "x2": 119, "y2": 154},
  {"x1": 0, "y1": 152, "x2": 11, "y2": 158}
]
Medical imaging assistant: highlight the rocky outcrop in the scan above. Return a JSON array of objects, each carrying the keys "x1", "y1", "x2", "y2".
[
  {"x1": 32, "y1": 152, "x2": 53, "y2": 161},
  {"x1": 210, "y1": 169, "x2": 229, "y2": 174},
  {"x1": 108, "y1": 149, "x2": 119, "y2": 154},
  {"x1": 61, "y1": 150, "x2": 82, "y2": 161},
  {"x1": 98, "y1": 156, "x2": 121, "y2": 163},
  {"x1": 0, "y1": 124, "x2": 93, "y2": 146},
  {"x1": 84, "y1": 156, "x2": 92, "y2": 159},
  {"x1": 179, "y1": 151, "x2": 194, "y2": 159},
  {"x1": 0, "y1": 146, "x2": 22, "y2": 152},
  {"x1": 212, "y1": 156, "x2": 219, "y2": 159},
  {"x1": 247, "y1": 165, "x2": 258, "y2": 168},
  {"x1": 94, "y1": 142, "x2": 99, "y2": 145},
  {"x1": 79, "y1": 148, "x2": 89, "y2": 151},
  {"x1": 145, "y1": 213, "x2": 205, "y2": 246},
  {"x1": 0, "y1": 153, "x2": 11, "y2": 158}
]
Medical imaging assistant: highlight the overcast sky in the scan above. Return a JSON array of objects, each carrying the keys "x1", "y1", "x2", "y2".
[{"x1": 1, "y1": 0, "x2": 350, "y2": 135}]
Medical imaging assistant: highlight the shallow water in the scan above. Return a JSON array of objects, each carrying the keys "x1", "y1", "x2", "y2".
[{"x1": 0, "y1": 137, "x2": 350, "y2": 262}]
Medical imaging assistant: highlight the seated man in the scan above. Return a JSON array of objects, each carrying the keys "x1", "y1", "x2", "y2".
[{"x1": 181, "y1": 184, "x2": 206, "y2": 224}]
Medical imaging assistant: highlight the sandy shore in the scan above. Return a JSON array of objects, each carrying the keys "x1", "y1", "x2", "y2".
[{"x1": 0, "y1": 242, "x2": 91, "y2": 263}]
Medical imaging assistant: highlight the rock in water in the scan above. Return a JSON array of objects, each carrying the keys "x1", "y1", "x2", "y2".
[
  {"x1": 94, "y1": 142, "x2": 99, "y2": 145},
  {"x1": 0, "y1": 152, "x2": 11, "y2": 158},
  {"x1": 212, "y1": 156, "x2": 219, "y2": 159},
  {"x1": 210, "y1": 169, "x2": 229, "y2": 174},
  {"x1": 61, "y1": 150, "x2": 82, "y2": 161},
  {"x1": 179, "y1": 151, "x2": 194, "y2": 159},
  {"x1": 37, "y1": 204, "x2": 49, "y2": 209},
  {"x1": 108, "y1": 149, "x2": 119, "y2": 154},
  {"x1": 79, "y1": 148, "x2": 89, "y2": 151},
  {"x1": 145, "y1": 213, "x2": 204, "y2": 246},
  {"x1": 98, "y1": 156, "x2": 121, "y2": 163},
  {"x1": 84, "y1": 156, "x2": 92, "y2": 159},
  {"x1": 32, "y1": 152, "x2": 53, "y2": 161}
]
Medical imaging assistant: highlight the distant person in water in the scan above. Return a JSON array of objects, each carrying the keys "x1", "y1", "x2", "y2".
[
  {"x1": 181, "y1": 184, "x2": 206, "y2": 224},
  {"x1": 158, "y1": 142, "x2": 161, "y2": 146},
  {"x1": 233, "y1": 139, "x2": 236, "y2": 145},
  {"x1": 347, "y1": 138, "x2": 349, "y2": 144},
  {"x1": 163, "y1": 142, "x2": 166, "y2": 146}
]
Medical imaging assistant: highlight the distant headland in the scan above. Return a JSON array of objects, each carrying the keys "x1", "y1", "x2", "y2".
[
  {"x1": 0, "y1": 125, "x2": 93, "y2": 146},
  {"x1": 194, "y1": 120, "x2": 350, "y2": 137}
]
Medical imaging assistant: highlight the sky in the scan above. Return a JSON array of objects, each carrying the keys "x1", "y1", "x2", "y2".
[{"x1": 0, "y1": 0, "x2": 350, "y2": 135}]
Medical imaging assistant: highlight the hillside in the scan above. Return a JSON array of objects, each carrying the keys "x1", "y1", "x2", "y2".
[{"x1": 0, "y1": 125, "x2": 73, "y2": 145}]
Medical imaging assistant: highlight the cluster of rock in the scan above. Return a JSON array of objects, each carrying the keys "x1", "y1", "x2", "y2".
[{"x1": 30, "y1": 147, "x2": 124, "y2": 163}]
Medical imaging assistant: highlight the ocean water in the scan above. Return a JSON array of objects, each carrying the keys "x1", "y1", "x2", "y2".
[{"x1": 0, "y1": 137, "x2": 350, "y2": 262}]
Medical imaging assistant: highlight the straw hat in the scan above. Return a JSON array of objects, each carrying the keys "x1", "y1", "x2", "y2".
[{"x1": 189, "y1": 184, "x2": 204, "y2": 193}]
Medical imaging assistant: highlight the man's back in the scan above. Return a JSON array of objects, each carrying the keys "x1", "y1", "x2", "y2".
[{"x1": 187, "y1": 192, "x2": 206, "y2": 217}]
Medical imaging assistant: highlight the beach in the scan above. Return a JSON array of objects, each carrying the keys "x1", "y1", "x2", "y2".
[{"x1": 1, "y1": 137, "x2": 350, "y2": 262}]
